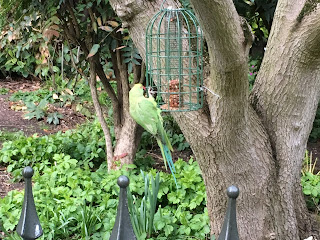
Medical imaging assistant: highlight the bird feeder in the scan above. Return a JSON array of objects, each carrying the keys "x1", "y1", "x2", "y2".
[{"x1": 146, "y1": 3, "x2": 204, "y2": 112}]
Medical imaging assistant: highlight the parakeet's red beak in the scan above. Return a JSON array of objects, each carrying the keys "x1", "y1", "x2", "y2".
[{"x1": 143, "y1": 86, "x2": 146, "y2": 90}]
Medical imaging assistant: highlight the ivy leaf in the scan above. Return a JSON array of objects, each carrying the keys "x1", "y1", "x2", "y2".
[{"x1": 87, "y1": 44, "x2": 100, "y2": 58}]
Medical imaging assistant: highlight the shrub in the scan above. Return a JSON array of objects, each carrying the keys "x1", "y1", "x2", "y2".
[
  {"x1": 301, "y1": 151, "x2": 320, "y2": 213},
  {"x1": 0, "y1": 120, "x2": 106, "y2": 180}
]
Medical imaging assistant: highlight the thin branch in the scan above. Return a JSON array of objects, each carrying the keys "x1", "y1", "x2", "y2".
[
  {"x1": 139, "y1": 61, "x2": 146, "y2": 84},
  {"x1": 57, "y1": 13, "x2": 77, "y2": 44},
  {"x1": 65, "y1": 39, "x2": 85, "y2": 80},
  {"x1": 65, "y1": 1, "x2": 81, "y2": 38},
  {"x1": 94, "y1": 58, "x2": 119, "y2": 107},
  {"x1": 110, "y1": 49, "x2": 123, "y2": 102},
  {"x1": 58, "y1": 5, "x2": 77, "y2": 40},
  {"x1": 116, "y1": 42, "x2": 130, "y2": 113},
  {"x1": 88, "y1": 60, "x2": 114, "y2": 168},
  {"x1": 95, "y1": 60, "x2": 122, "y2": 132},
  {"x1": 87, "y1": 8, "x2": 96, "y2": 25}
]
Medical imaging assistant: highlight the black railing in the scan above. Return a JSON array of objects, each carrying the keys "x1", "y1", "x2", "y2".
[
  {"x1": 15, "y1": 166, "x2": 239, "y2": 240},
  {"x1": 110, "y1": 175, "x2": 136, "y2": 240},
  {"x1": 16, "y1": 166, "x2": 43, "y2": 240}
]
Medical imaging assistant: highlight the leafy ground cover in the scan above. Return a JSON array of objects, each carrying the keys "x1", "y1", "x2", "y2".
[{"x1": 0, "y1": 123, "x2": 209, "y2": 239}]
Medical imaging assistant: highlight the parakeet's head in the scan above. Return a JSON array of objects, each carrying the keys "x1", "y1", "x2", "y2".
[{"x1": 130, "y1": 83, "x2": 145, "y2": 97}]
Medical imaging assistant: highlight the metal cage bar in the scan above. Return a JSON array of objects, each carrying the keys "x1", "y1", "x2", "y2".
[{"x1": 146, "y1": 7, "x2": 204, "y2": 112}]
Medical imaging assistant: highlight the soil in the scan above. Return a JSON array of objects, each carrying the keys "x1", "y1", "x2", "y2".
[{"x1": 0, "y1": 77, "x2": 87, "y2": 198}]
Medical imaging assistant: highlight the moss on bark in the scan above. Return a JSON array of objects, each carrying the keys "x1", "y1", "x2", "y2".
[{"x1": 297, "y1": 0, "x2": 320, "y2": 22}]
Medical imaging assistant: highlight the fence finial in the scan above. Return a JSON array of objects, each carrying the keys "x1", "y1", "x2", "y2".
[
  {"x1": 218, "y1": 185, "x2": 240, "y2": 240},
  {"x1": 16, "y1": 166, "x2": 43, "y2": 240},
  {"x1": 110, "y1": 175, "x2": 137, "y2": 240}
]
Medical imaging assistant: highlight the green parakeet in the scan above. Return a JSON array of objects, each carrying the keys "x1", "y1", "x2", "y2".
[{"x1": 129, "y1": 83, "x2": 177, "y2": 184}]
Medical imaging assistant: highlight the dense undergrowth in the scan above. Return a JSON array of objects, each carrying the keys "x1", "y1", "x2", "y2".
[
  {"x1": 0, "y1": 157, "x2": 209, "y2": 239},
  {"x1": 0, "y1": 120, "x2": 319, "y2": 240},
  {"x1": 0, "y1": 120, "x2": 209, "y2": 239}
]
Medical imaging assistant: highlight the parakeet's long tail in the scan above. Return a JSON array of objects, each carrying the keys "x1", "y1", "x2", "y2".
[
  {"x1": 163, "y1": 145, "x2": 176, "y2": 173},
  {"x1": 157, "y1": 139, "x2": 177, "y2": 186}
]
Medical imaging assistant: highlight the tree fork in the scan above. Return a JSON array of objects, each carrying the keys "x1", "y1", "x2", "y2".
[{"x1": 109, "y1": 0, "x2": 320, "y2": 238}]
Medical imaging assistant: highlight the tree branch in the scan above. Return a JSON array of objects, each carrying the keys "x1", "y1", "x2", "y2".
[
  {"x1": 189, "y1": 0, "x2": 247, "y2": 69},
  {"x1": 87, "y1": 8, "x2": 96, "y2": 26},
  {"x1": 66, "y1": 1, "x2": 80, "y2": 38},
  {"x1": 132, "y1": 63, "x2": 140, "y2": 84},
  {"x1": 139, "y1": 61, "x2": 146, "y2": 84},
  {"x1": 116, "y1": 43, "x2": 130, "y2": 114},
  {"x1": 188, "y1": 0, "x2": 250, "y2": 127},
  {"x1": 95, "y1": 60, "x2": 122, "y2": 135},
  {"x1": 88, "y1": 59, "x2": 114, "y2": 168},
  {"x1": 274, "y1": 0, "x2": 306, "y2": 23},
  {"x1": 295, "y1": 4, "x2": 320, "y2": 60},
  {"x1": 110, "y1": 48, "x2": 123, "y2": 113}
]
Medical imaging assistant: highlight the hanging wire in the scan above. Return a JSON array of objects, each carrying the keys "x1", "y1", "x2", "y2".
[{"x1": 199, "y1": 86, "x2": 220, "y2": 99}]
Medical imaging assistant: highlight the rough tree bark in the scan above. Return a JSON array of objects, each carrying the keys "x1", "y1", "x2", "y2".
[{"x1": 109, "y1": 0, "x2": 320, "y2": 239}]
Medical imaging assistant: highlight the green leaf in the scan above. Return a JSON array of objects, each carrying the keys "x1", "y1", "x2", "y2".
[
  {"x1": 38, "y1": 99, "x2": 48, "y2": 109},
  {"x1": 52, "y1": 66, "x2": 60, "y2": 72},
  {"x1": 311, "y1": 188, "x2": 319, "y2": 197},
  {"x1": 132, "y1": 58, "x2": 141, "y2": 65},
  {"x1": 164, "y1": 225, "x2": 174, "y2": 236},
  {"x1": 87, "y1": 44, "x2": 100, "y2": 58}
]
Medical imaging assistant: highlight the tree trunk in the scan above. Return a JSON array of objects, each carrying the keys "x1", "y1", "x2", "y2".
[
  {"x1": 109, "y1": 0, "x2": 320, "y2": 239},
  {"x1": 113, "y1": 112, "x2": 143, "y2": 167},
  {"x1": 88, "y1": 57, "x2": 142, "y2": 168}
]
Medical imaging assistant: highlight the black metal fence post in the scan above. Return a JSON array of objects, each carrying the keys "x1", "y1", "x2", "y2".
[
  {"x1": 218, "y1": 185, "x2": 240, "y2": 240},
  {"x1": 13, "y1": 169, "x2": 240, "y2": 240},
  {"x1": 110, "y1": 175, "x2": 137, "y2": 240},
  {"x1": 16, "y1": 166, "x2": 43, "y2": 240}
]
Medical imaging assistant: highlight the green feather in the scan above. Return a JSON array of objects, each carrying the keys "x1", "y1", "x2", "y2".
[{"x1": 130, "y1": 84, "x2": 177, "y2": 186}]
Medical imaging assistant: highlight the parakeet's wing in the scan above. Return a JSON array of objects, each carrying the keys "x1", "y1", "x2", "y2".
[{"x1": 131, "y1": 96, "x2": 159, "y2": 136}]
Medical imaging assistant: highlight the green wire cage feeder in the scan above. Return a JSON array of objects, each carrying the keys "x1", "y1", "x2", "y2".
[{"x1": 146, "y1": 3, "x2": 204, "y2": 112}]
